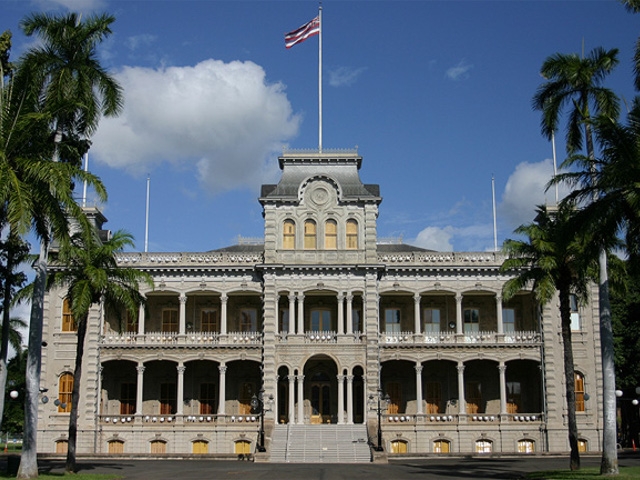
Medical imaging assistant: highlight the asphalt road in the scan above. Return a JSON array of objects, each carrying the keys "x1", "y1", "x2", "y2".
[{"x1": 5, "y1": 452, "x2": 639, "y2": 480}]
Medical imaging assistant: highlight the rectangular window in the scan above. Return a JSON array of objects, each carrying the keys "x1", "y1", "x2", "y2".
[
  {"x1": 352, "y1": 308, "x2": 362, "y2": 332},
  {"x1": 575, "y1": 373, "x2": 585, "y2": 412},
  {"x1": 311, "y1": 309, "x2": 331, "y2": 331},
  {"x1": 199, "y1": 383, "x2": 216, "y2": 415},
  {"x1": 423, "y1": 308, "x2": 440, "y2": 334},
  {"x1": 304, "y1": 220, "x2": 316, "y2": 249},
  {"x1": 464, "y1": 308, "x2": 480, "y2": 333},
  {"x1": 346, "y1": 219, "x2": 358, "y2": 249},
  {"x1": 325, "y1": 220, "x2": 337, "y2": 249},
  {"x1": 385, "y1": 308, "x2": 401, "y2": 334},
  {"x1": 503, "y1": 308, "x2": 516, "y2": 333},
  {"x1": 160, "y1": 383, "x2": 176, "y2": 414},
  {"x1": 386, "y1": 382, "x2": 402, "y2": 414},
  {"x1": 279, "y1": 308, "x2": 289, "y2": 332},
  {"x1": 201, "y1": 309, "x2": 218, "y2": 332},
  {"x1": 162, "y1": 309, "x2": 178, "y2": 333},
  {"x1": 283, "y1": 220, "x2": 295, "y2": 249},
  {"x1": 239, "y1": 382, "x2": 254, "y2": 415},
  {"x1": 239, "y1": 308, "x2": 257, "y2": 332},
  {"x1": 570, "y1": 294, "x2": 581, "y2": 331},
  {"x1": 120, "y1": 383, "x2": 136, "y2": 415},
  {"x1": 62, "y1": 298, "x2": 76, "y2": 332}
]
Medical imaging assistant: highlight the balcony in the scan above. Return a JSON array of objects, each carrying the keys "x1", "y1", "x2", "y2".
[
  {"x1": 379, "y1": 330, "x2": 541, "y2": 346},
  {"x1": 101, "y1": 331, "x2": 263, "y2": 347}
]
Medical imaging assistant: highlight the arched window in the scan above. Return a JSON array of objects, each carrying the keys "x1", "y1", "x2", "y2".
[
  {"x1": 578, "y1": 439, "x2": 588, "y2": 452},
  {"x1": 475, "y1": 439, "x2": 492, "y2": 453},
  {"x1": 192, "y1": 440, "x2": 208, "y2": 454},
  {"x1": 62, "y1": 298, "x2": 76, "y2": 332},
  {"x1": 346, "y1": 219, "x2": 358, "y2": 249},
  {"x1": 150, "y1": 440, "x2": 166, "y2": 454},
  {"x1": 390, "y1": 440, "x2": 408, "y2": 453},
  {"x1": 58, "y1": 373, "x2": 73, "y2": 413},
  {"x1": 283, "y1": 219, "x2": 295, "y2": 249},
  {"x1": 575, "y1": 372, "x2": 585, "y2": 412},
  {"x1": 304, "y1": 220, "x2": 317, "y2": 249},
  {"x1": 108, "y1": 439, "x2": 125, "y2": 454},
  {"x1": 235, "y1": 440, "x2": 251, "y2": 454},
  {"x1": 55, "y1": 440, "x2": 68, "y2": 453},
  {"x1": 517, "y1": 439, "x2": 535, "y2": 453},
  {"x1": 325, "y1": 219, "x2": 337, "y2": 249},
  {"x1": 433, "y1": 439, "x2": 450, "y2": 453}
]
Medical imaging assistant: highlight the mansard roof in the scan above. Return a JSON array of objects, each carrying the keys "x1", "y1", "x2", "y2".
[
  {"x1": 259, "y1": 148, "x2": 381, "y2": 204},
  {"x1": 208, "y1": 242, "x2": 434, "y2": 254}
]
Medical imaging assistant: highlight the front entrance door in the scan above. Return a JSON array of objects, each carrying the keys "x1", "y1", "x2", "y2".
[{"x1": 310, "y1": 382, "x2": 330, "y2": 424}]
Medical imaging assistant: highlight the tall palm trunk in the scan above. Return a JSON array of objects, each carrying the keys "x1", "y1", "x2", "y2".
[
  {"x1": 585, "y1": 114, "x2": 618, "y2": 475},
  {"x1": 0, "y1": 228, "x2": 18, "y2": 432},
  {"x1": 17, "y1": 245, "x2": 47, "y2": 479},
  {"x1": 559, "y1": 280, "x2": 580, "y2": 470},
  {"x1": 66, "y1": 312, "x2": 87, "y2": 473},
  {"x1": 18, "y1": 131, "x2": 61, "y2": 479}
]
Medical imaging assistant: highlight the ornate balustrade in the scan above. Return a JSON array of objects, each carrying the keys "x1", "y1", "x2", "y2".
[
  {"x1": 98, "y1": 413, "x2": 261, "y2": 425},
  {"x1": 115, "y1": 251, "x2": 264, "y2": 267},
  {"x1": 101, "y1": 331, "x2": 262, "y2": 347},
  {"x1": 378, "y1": 251, "x2": 506, "y2": 265},
  {"x1": 380, "y1": 331, "x2": 541, "y2": 346}
]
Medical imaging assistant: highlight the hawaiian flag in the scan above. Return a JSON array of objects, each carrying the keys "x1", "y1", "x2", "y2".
[{"x1": 285, "y1": 16, "x2": 320, "y2": 49}]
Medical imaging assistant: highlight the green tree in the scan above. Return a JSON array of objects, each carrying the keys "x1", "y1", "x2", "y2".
[
  {"x1": 502, "y1": 206, "x2": 595, "y2": 470},
  {"x1": 14, "y1": 12, "x2": 122, "y2": 478},
  {"x1": 533, "y1": 47, "x2": 620, "y2": 475},
  {"x1": 47, "y1": 229, "x2": 152, "y2": 473},
  {"x1": 3, "y1": 346, "x2": 26, "y2": 438},
  {"x1": 0, "y1": 219, "x2": 29, "y2": 432}
]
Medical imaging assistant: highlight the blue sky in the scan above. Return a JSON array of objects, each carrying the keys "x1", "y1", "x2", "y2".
[{"x1": 4, "y1": 0, "x2": 639, "y2": 254}]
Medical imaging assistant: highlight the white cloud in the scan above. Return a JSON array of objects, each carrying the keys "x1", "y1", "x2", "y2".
[
  {"x1": 445, "y1": 59, "x2": 473, "y2": 81},
  {"x1": 91, "y1": 59, "x2": 301, "y2": 194},
  {"x1": 499, "y1": 158, "x2": 570, "y2": 231},
  {"x1": 328, "y1": 66, "x2": 367, "y2": 87},
  {"x1": 126, "y1": 34, "x2": 157, "y2": 52},
  {"x1": 412, "y1": 226, "x2": 454, "y2": 251},
  {"x1": 32, "y1": 0, "x2": 106, "y2": 11}
]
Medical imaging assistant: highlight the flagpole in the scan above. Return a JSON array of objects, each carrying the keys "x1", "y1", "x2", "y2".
[
  {"x1": 551, "y1": 132, "x2": 559, "y2": 205},
  {"x1": 492, "y1": 175, "x2": 498, "y2": 252},
  {"x1": 144, "y1": 175, "x2": 150, "y2": 253},
  {"x1": 318, "y1": 5, "x2": 323, "y2": 152}
]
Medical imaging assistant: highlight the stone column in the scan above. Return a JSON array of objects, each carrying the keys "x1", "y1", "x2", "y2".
[
  {"x1": 337, "y1": 374, "x2": 345, "y2": 424},
  {"x1": 346, "y1": 375, "x2": 354, "y2": 424},
  {"x1": 288, "y1": 294, "x2": 296, "y2": 335},
  {"x1": 220, "y1": 294, "x2": 228, "y2": 335},
  {"x1": 337, "y1": 293, "x2": 345, "y2": 335},
  {"x1": 455, "y1": 293, "x2": 463, "y2": 335},
  {"x1": 179, "y1": 293, "x2": 187, "y2": 335},
  {"x1": 496, "y1": 294, "x2": 504, "y2": 335},
  {"x1": 414, "y1": 293, "x2": 421, "y2": 335},
  {"x1": 218, "y1": 363, "x2": 227, "y2": 415},
  {"x1": 137, "y1": 303, "x2": 145, "y2": 336},
  {"x1": 346, "y1": 294, "x2": 354, "y2": 334},
  {"x1": 176, "y1": 362, "x2": 185, "y2": 415},
  {"x1": 415, "y1": 363, "x2": 424, "y2": 415},
  {"x1": 499, "y1": 363, "x2": 507, "y2": 415},
  {"x1": 136, "y1": 363, "x2": 145, "y2": 415},
  {"x1": 297, "y1": 375, "x2": 305, "y2": 424},
  {"x1": 297, "y1": 293, "x2": 305, "y2": 334},
  {"x1": 457, "y1": 362, "x2": 466, "y2": 415},
  {"x1": 288, "y1": 375, "x2": 296, "y2": 424}
]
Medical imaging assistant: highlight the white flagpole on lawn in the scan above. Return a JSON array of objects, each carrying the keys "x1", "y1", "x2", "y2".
[{"x1": 318, "y1": 5, "x2": 323, "y2": 152}]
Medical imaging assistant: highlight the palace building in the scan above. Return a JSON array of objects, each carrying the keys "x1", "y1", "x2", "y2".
[{"x1": 38, "y1": 148, "x2": 603, "y2": 460}]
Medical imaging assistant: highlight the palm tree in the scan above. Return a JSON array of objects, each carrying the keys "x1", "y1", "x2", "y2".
[
  {"x1": 620, "y1": 0, "x2": 640, "y2": 90},
  {"x1": 533, "y1": 47, "x2": 620, "y2": 475},
  {"x1": 502, "y1": 205, "x2": 596, "y2": 470},
  {"x1": 14, "y1": 12, "x2": 122, "y2": 478},
  {"x1": 47, "y1": 228, "x2": 152, "y2": 473}
]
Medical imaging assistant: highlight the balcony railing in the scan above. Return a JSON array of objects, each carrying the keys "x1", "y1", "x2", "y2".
[
  {"x1": 101, "y1": 331, "x2": 262, "y2": 346},
  {"x1": 98, "y1": 413, "x2": 262, "y2": 425},
  {"x1": 380, "y1": 330, "x2": 541, "y2": 345}
]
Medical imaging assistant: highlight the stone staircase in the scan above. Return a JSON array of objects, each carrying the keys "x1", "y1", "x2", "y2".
[{"x1": 269, "y1": 424, "x2": 371, "y2": 463}]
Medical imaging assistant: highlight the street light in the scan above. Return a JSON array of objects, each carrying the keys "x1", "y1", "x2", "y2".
[
  {"x1": 250, "y1": 387, "x2": 274, "y2": 453},
  {"x1": 369, "y1": 390, "x2": 390, "y2": 451}
]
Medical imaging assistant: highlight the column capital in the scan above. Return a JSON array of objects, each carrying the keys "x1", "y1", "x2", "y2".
[
  {"x1": 177, "y1": 365, "x2": 186, "y2": 374},
  {"x1": 346, "y1": 375, "x2": 354, "y2": 382},
  {"x1": 455, "y1": 293, "x2": 463, "y2": 302},
  {"x1": 219, "y1": 364, "x2": 227, "y2": 373},
  {"x1": 337, "y1": 374, "x2": 345, "y2": 381},
  {"x1": 457, "y1": 364, "x2": 465, "y2": 374},
  {"x1": 415, "y1": 364, "x2": 423, "y2": 374},
  {"x1": 136, "y1": 365, "x2": 145, "y2": 374},
  {"x1": 297, "y1": 293, "x2": 305, "y2": 301},
  {"x1": 498, "y1": 364, "x2": 507, "y2": 373},
  {"x1": 346, "y1": 294, "x2": 354, "y2": 303},
  {"x1": 179, "y1": 293, "x2": 187, "y2": 303},
  {"x1": 414, "y1": 293, "x2": 421, "y2": 303}
]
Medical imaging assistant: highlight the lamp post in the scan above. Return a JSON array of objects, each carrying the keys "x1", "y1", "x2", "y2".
[
  {"x1": 369, "y1": 390, "x2": 390, "y2": 451},
  {"x1": 250, "y1": 387, "x2": 274, "y2": 453}
]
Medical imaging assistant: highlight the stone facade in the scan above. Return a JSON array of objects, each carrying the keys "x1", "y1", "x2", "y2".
[{"x1": 37, "y1": 148, "x2": 603, "y2": 457}]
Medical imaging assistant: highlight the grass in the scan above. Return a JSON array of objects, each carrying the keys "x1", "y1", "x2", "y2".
[{"x1": 527, "y1": 466, "x2": 640, "y2": 479}]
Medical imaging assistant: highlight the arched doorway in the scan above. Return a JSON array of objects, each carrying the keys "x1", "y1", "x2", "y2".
[{"x1": 303, "y1": 355, "x2": 338, "y2": 424}]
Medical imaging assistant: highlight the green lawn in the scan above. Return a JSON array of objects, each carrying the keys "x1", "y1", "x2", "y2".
[{"x1": 527, "y1": 466, "x2": 640, "y2": 479}]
